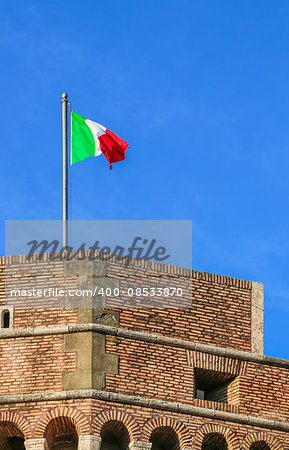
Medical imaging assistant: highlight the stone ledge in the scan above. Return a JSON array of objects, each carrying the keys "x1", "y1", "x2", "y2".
[
  {"x1": 0, "y1": 389, "x2": 287, "y2": 433},
  {"x1": 0, "y1": 323, "x2": 288, "y2": 368}
]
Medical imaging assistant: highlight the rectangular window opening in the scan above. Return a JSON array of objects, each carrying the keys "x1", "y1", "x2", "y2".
[{"x1": 194, "y1": 368, "x2": 237, "y2": 404}]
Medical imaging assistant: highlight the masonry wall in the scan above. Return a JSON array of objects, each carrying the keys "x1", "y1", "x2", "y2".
[
  {"x1": 0, "y1": 334, "x2": 77, "y2": 395},
  {"x1": 0, "y1": 254, "x2": 280, "y2": 449},
  {"x1": 0, "y1": 398, "x2": 287, "y2": 449},
  {"x1": 0, "y1": 254, "x2": 258, "y2": 352},
  {"x1": 0, "y1": 327, "x2": 289, "y2": 422},
  {"x1": 105, "y1": 336, "x2": 289, "y2": 419}
]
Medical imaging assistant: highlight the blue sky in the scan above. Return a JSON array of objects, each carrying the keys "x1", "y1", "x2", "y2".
[{"x1": 1, "y1": 1, "x2": 289, "y2": 358}]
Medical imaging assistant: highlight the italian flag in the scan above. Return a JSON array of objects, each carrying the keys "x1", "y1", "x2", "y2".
[{"x1": 71, "y1": 111, "x2": 128, "y2": 169}]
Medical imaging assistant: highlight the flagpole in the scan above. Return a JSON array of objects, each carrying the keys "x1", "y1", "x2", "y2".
[{"x1": 62, "y1": 92, "x2": 68, "y2": 248}]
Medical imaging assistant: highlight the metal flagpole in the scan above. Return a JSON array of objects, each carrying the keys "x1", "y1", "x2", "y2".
[{"x1": 62, "y1": 92, "x2": 68, "y2": 248}]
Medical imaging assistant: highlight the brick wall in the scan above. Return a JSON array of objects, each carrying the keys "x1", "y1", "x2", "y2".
[
  {"x1": 0, "y1": 399, "x2": 287, "y2": 448},
  {"x1": 0, "y1": 334, "x2": 77, "y2": 395},
  {"x1": 0, "y1": 254, "x2": 254, "y2": 351},
  {"x1": 1, "y1": 254, "x2": 283, "y2": 449},
  {"x1": 0, "y1": 327, "x2": 289, "y2": 422}
]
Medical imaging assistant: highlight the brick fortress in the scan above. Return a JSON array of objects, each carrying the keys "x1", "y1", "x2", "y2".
[{"x1": 0, "y1": 252, "x2": 288, "y2": 449}]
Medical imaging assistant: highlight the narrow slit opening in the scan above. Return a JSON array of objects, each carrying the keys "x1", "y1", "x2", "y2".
[{"x1": 3, "y1": 311, "x2": 10, "y2": 328}]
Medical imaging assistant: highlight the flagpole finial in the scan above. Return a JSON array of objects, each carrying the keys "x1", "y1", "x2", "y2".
[{"x1": 62, "y1": 92, "x2": 68, "y2": 100}]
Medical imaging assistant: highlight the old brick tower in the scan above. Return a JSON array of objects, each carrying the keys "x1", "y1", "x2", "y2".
[{"x1": 0, "y1": 252, "x2": 288, "y2": 449}]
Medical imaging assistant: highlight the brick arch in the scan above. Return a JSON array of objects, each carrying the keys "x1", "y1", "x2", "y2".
[
  {"x1": 93, "y1": 409, "x2": 141, "y2": 441},
  {"x1": 242, "y1": 432, "x2": 283, "y2": 450},
  {"x1": 0, "y1": 411, "x2": 31, "y2": 439},
  {"x1": 33, "y1": 406, "x2": 90, "y2": 437},
  {"x1": 193, "y1": 423, "x2": 240, "y2": 450},
  {"x1": 142, "y1": 416, "x2": 192, "y2": 449}
]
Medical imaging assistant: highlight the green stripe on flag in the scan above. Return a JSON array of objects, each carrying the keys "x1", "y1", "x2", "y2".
[{"x1": 71, "y1": 111, "x2": 95, "y2": 164}]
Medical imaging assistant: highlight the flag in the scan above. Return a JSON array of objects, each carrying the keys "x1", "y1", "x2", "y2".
[{"x1": 71, "y1": 111, "x2": 128, "y2": 169}]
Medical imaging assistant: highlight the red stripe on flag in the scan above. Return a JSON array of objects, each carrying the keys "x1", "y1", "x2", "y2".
[{"x1": 98, "y1": 129, "x2": 128, "y2": 169}]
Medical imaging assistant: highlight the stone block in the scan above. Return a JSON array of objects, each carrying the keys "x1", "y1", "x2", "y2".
[{"x1": 78, "y1": 435, "x2": 102, "y2": 450}]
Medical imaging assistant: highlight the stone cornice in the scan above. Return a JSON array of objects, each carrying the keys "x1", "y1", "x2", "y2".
[{"x1": 0, "y1": 323, "x2": 288, "y2": 369}]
